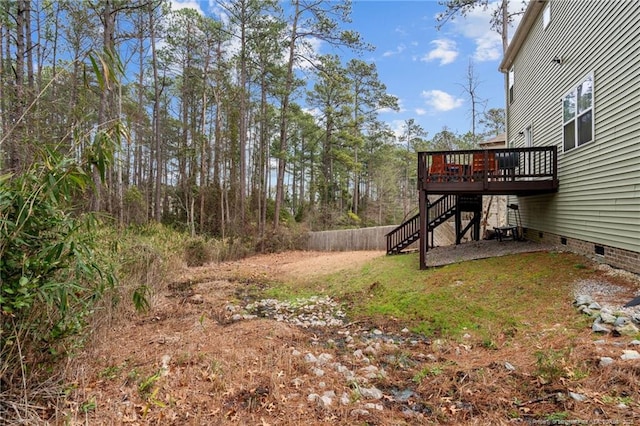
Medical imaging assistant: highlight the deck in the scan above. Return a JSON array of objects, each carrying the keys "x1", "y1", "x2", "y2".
[{"x1": 418, "y1": 147, "x2": 558, "y2": 196}]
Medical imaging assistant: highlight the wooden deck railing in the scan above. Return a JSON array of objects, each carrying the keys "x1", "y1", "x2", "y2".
[{"x1": 418, "y1": 147, "x2": 558, "y2": 195}]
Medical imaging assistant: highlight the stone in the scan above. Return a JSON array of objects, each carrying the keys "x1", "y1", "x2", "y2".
[
  {"x1": 394, "y1": 389, "x2": 415, "y2": 402},
  {"x1": 363, "y1": 345, "x2": 377, "y2": 356},
  {"x1": 614, "y1": 322, "x2": 639, "y2": 337},
  {"x1": 621, "y1": 350, "x2": 640, "y2": 360},
  {"x1": 312, "y1": 368, "x2": 325, "y2": 377},
  {"x1": 504, "y1": 362, "x2": 516, "y2": 371},
  {"x1": 363, "y1": 403, "x2": 384, "y2": 411},
  {"x1": 317, "y1": 353, "x2": 333, "y2": 364},
  {"x1": 614, "y1": 316, "x2": 630, "y2": 327},
  {"x1": 350, "y1": 409, "x2": 370, "y2": 417},
  {"x1": 599, "y1": 312, "x2": 617, "y2": 325},
  {"x1": 318, "y1": 391, "x2": 336, "y2": 408},
  {"x1": 160, "y1": 354, "x2": 171, "y2": 377},
  {"x1": 304, "y1": 353, "x2": 318, "y2": 363},
  {"x1": 592, "y1": 320, "x2": 611, "y2": 334},
  {"x1": 317, "y1": 394, "x2": 334, "y2": 408},
  {"x1": 353, "y1": 349, "x2": 364, "y2": 359},
  {"x1": 579, "y1": 306, "x2": 593, "y2": 316},
  {"x1": 630, "y1": 340, "x2": 640, "y2": 346},
  {"x1": 359, "y1": 386, "x2": 383, "y2": 400},
  {"x1": 568, "y1": 392, "x2": 587, "y2": 402},
  {"x1": 588, "y1": 302, "x2": 602, "y2": 310},
  {"x1": 574, "y1": 295, "x2": 593, "y2": 307},
  {"x1": 340, "y1": 392, "x2": 350, "y2": 405},
  {"x1": 599, "y1": 357, "x2": 614, "y2": 367}
]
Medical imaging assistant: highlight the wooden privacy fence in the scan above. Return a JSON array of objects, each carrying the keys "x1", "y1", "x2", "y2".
[
  {"x1": 305, "y1": 224, "x2": 457, "y2": 252},
  {"x1": 305, "y1": 226, "x2": 397, "y2": 251}
]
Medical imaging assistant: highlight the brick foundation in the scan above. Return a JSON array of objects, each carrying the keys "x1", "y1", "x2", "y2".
[{"x1": 522, "y1": 228, "x2": 640, "y2": 275}]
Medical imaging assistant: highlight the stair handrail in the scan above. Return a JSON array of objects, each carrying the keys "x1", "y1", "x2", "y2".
[
  {"x1": 427, "y1": 194, "x2": 456, "y2": 226},
  {"x1": 385, "y1": 213, "x2": 420, "y2": 253}
]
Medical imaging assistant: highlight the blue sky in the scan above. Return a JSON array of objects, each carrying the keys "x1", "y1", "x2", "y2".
[
  {"x1": 347, "y1": 0, "x2": 522, "y2": 139},
  {"x1": 171, "y1": 0, "x2": 524, "y2": 140}
]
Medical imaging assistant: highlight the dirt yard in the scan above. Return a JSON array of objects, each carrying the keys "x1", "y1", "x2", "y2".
[{"x1": 61, "y1": 250, "x2": 640, "y2": 425}]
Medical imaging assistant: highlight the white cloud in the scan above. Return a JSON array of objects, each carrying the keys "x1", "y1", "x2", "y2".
[
  {"x1": 415, "y1": 108, "x2": 427, "y2": 116},
  {"x1": 448, "y1": 0, "x2": 525, "y2": 62},
  {"x1": 389, "y1": 119, "x2": 406, "y2": 139},
  {"x1": 170, "y1": 0, "x2": 204, "y2": 14},
  {"x1": 383, "y1": 43, "x2": 406, "y2": 57},
  {"x1": 420, "y1": 39, "x2": 458, "y2": 65},
  {"x1": 294, "y1": 36, "x2": 324, "y2": 70},
  {"x1": 421, "y1": 89, "x2": 464, "y2": 112}
]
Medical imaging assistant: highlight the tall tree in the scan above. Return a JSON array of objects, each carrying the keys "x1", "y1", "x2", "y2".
[
  {"x1": 273, "y1": 0, "x2": 368, "y2": 228},
  {"x1": 345, "y1": 59, "x2": 398, "y2": 216},
  {"x1": 458, "y1": 58, "x2": 486, "y2": 137},
  {"x1": 479, "y1": 107, "x2": 505, "y2": 137},
  {"x1": 306, "y1": 54, "x2": 352, "y2": 224},
  {"x1": 218, "y1": 0, "x2": 279, "y2": 230},
  {"x1": 400, "y1": 119, "x2": 427, "y2": 217}
]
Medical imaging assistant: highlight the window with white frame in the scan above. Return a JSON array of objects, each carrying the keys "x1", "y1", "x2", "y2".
[
  {"x1": 563, "y1": 73, "x2": 594, "y2": 152},
  {"x1": 508, "y1": 66, "x2": 515, "y2": 103},
  {"x1": 543, "y1": 3, "x2": 551, "y2": 29}
]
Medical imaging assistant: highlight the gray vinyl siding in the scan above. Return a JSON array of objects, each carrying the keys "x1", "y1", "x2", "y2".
[{"x1": 507, "y1": 0, "x2": 640, "y2": 254}]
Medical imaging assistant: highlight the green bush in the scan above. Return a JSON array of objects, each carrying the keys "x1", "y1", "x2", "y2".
[
  {"x1": 184, "y1": 237, "x2": 212, "y2": 267},
  {"x1": 0, "y1": 147, "x2": 116, "y2": 383},
  {"x1": 254, "y1": 225, "x2": 309, "y2": 253}
]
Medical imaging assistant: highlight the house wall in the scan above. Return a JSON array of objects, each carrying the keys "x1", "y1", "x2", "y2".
[
  {"x1": 523, "y1": 227, "x2": 640, "y2": 275},
  {"x1": 507, "y1": 1, "x2": 640, "y2": 267}
]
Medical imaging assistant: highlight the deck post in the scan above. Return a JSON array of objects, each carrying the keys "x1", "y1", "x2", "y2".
[
  {"x1": 455, "y1": 197, "x2": 461, "y2": 245},
  {"x1": 419, "y1": 189, "x2": 428, "y2": 269}
]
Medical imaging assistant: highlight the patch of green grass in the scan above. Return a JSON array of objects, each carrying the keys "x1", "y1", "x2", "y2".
[
  {"x1": 98, "y1": 363, "x2": 125, "y2": 380},
  {"x1": 413, "y1": 365, "x2": 446, "y2": 383},
  {"x1": 263, "y1": 251, "x2": 593, "y2": 341},
  {"x1": 546, "y1": 411, "x2": 570, "y2": 421},
  {"x1": 81, "y1": 398, "x2": 97, "y2": 413},
  {"x1": 602, "y1": 395, "x2": 634, "y2": 406},
  {"x1": 138, "y1": 371, "x2": 161, "y2": 397},
  {"x1": 534, "y1": 349, "x2": 570, "y2": 384}
]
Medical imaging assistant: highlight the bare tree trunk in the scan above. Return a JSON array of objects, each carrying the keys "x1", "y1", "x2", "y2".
[
  {"x1": 93, "y1": 0, "x2": 115, "y2": 212},
  {"x1": 149, "y1": 3, "x2": 163, "y2": 222},
  {"x1": 274, "y1": 0, "x2": 300, "y2": 228},
  {"x1": 0, "y1": 5, "x2": 5, "y2": 140},
  {"x1": 10, "y1": 1, "x2": 26, "y2": 172}
]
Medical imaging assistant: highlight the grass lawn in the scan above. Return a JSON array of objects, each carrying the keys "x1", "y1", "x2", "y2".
[{"x1": 265, "y1": 250, "x2": 594, "y2": 342}]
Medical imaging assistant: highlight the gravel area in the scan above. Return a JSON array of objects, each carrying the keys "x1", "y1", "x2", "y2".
[
  {"x1": 423, "y1": 239, "x2": 558, "y2": 267},
  {"x1": 574, "y1": 264, "x2": 640, "y2": 314}
]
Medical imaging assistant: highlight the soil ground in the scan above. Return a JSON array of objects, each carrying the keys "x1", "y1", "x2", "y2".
[{"x1": 61, "y1": 249, "x2": 640, "y2": 425}]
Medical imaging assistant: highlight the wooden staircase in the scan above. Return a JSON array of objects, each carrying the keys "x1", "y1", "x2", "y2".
[{"x1": 386, "y1": 195, "x2": 458, "y2": 255}]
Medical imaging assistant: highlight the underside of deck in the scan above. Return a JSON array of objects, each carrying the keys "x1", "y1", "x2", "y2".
[{"x1": 389, "y1": 147, "x2": 560, "y2": 269}]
